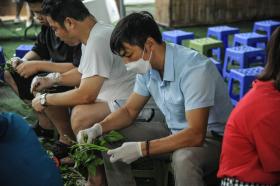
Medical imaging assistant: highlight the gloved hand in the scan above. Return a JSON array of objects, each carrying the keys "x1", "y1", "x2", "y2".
[
  {"x1": 10, "y1": 57, "x2": 26, "y2": 68},
  {"x1": 30, "y1": 72, "x2": 60, "y2": 93},
  {"x1": 107, "y1": 142, "x2": 143, "y2": 164},
  {"x1": 32, "y1": 93, "x2": 46, "y2": 112},
  {"x1": 76, "y1": 123, "x2": 103, "y2": 144}
]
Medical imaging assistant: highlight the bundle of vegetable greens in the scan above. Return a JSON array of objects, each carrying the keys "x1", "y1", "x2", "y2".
[
  {"x1": 69, "y1": 130, "x2": 124, "y2": 176},
  {"x1": 60, "y1": 165, "x2": 86, "y2": 186},
  {"x1": 0, "y1": 60, "x2": 15, "y2": 74}
]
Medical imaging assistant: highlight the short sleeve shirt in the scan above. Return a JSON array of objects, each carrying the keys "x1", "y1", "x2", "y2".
[
  {"x1": 32, "y1": 26, "x2": 81, "y2": 67},
  {"x1": 78, "y1": 22, "x2": 136, "y2": 101},
  {"x1": 218, "y1": 80, "x2": 280, "y2": 184},
  {"x1": 134, "y1": 43, "x2": 232, "y2": 133}
]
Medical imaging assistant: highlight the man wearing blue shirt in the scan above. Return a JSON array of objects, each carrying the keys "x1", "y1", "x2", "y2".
[{"x1": 77, "y1": 11, "x2": 233, "y2": 186}]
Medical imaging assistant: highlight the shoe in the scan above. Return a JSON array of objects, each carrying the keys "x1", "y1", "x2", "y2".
[
  {"x1": 32, "y1": 122, "x2": 54, "y2": 139},
  {"x1": 52, "y1": 141, "x2": 71, "y2": 159},
  {"x1": 14, "y1": 17, "x2": 21, "y2": 24},
  {"x1": 25, "y1": 19, "x2": 32, "y2": 27}
]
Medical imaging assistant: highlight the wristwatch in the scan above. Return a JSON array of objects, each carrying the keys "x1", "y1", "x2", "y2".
[{"x1": 40, "y1": 93, "x2": 48, "y2": 106}]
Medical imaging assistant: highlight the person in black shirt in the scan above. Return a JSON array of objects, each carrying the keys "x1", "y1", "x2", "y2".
[
  {"x1": 3, "y1": 0, "x2": 81, "y2": 158},
  {"x1": 5, "y1": 6, "x2": 81, "y2": 100}
]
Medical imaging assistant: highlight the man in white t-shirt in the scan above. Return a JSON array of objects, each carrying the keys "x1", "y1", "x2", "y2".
[
  {"x1": 31, "y1": 0, "x2": 135, "y2": 164},
  {"x1": 30, "y1": 0, "x2": 138, "y2": 185}
]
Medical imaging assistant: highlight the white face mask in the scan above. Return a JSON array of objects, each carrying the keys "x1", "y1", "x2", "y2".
[{"x1": 125, "y1": 49, "x2": 152, "y2": 74}]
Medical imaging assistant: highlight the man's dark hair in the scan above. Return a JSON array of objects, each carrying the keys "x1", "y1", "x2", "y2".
[
  {"x1": 258, "y1": 26, "x2": 280, "y2": 90},
  {"x1": 25, "y1": 0, "x2": 42, "y2": 3},
  {"x1": 110, "y1": 11, "x2": 162, "y2": 57},
  {"x1": 42, "y1": 0, "x2": 90, "y2": 27}
]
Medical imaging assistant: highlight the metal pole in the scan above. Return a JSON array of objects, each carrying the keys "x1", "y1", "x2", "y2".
[{"x1": 119, "y1": 0, "x2": 125, "y2": 18}]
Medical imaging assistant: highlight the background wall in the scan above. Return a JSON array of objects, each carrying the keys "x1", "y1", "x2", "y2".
[
  {"x1": 156, "y1": 0, "x2": 280, "y2": 27},
  {"x1": 0, "y1": 0, "x2": 28, "y2": 17}
]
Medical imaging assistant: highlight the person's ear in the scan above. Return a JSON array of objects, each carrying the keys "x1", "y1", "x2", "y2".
[
  {"x1": 145, "y1": 37, "x2": 155, "y2": 53},
  {"x1": 64, "y1": 17, "x2": 75, "y2": 31}
]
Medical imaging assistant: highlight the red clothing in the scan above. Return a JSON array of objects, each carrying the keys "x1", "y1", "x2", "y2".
[{"x1": 218, "y1": 80, "x2": 280, "y2": 184}]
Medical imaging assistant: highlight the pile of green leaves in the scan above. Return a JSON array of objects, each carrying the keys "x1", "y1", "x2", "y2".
[
  {"x1": 60, "y1": 165, "x2": 86, "y2": 186},
  {"x1": 0, "y1": 60, "x2": 15, "y2": 74},
  {"x1": 42, "y1": 131, "x2": 124, "y2": 185},
  {"x1": 70, "y1": 130, "x2": 125, "y2": 176}
]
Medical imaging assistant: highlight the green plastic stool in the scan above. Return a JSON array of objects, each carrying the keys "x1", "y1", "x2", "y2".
[{"x1": 188, "y1": 37, "x2": 224, "y2": 60}]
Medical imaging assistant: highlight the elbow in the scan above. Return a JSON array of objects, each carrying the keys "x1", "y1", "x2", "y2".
[
  {"x1": 80, "y1": 94, "x2": 96, "y2": 104},
  {"x1": 192, "y1": 133, "x2": 205, "y2": 147},
  {"x1": 74, "y1": 88, "x2": 97, "y2": 104}
]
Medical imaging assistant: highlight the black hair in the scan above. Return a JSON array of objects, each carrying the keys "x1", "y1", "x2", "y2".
[
  {"x1": 258, "y1": 26, "x2": 280, "y2": 90},
  {"x1": 42, "y1": 0, "x2": 90, "y2": 27},
  {"x1": 25, "y1": 0, "x2": 42, "y2": 3},
  {"x1": 110, "y1": 11, "x2": 162, "y2": 57}
]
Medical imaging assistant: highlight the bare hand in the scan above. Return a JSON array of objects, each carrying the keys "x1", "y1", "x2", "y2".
[
  {"x1": 10, "y1": 57, "x2": 25, "y2": 68},
  {"x1": 16, "y1": 61, "x2": 39, "y2": 78}
]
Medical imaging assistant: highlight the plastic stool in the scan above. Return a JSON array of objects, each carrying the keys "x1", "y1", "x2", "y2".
[
  {"x1": 233, "y1": 32, "x2": 268, "y2": 49},
  {"x1": 0, "y1": 47, "x2": 6, "y2": 80},
  {"x1": 16, "y1": 44, "x2": 33, "y2": 58},
  {"x1": 209, "y1": 57, "x2": 222, "y2": 75},
  {"x1": 162, "y1": 30, "x2": 194, "y2": 45},
  {"x1": 207, "y1": 25, "x2": 240, "y2": 60},
  {"x1": 132, "y1": 158, "x2": 169, "y2": 186},
  {"x1": 223, "y1": 46, "x2": 265, "y2": 79},
  {"x1": 253, "y1": 20, "x2": 280, "y2": 39},
  {"x1": 188, "y1": 37, "x2": 223, "y2": 60},
  {"x1": 228, "y1": 66, "x2": 264, "y2": 106}
]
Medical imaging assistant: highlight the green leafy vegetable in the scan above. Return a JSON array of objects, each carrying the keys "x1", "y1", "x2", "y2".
[
  {"x1": 69, "y1": 130, "x2": 124, "y2": 177},
  {"x1": 60, "y1": 165, "x2": 86, "y2": 186},
  {"x1": 0, "y1": 60, "x2": 15, "y2": 74},
  {"x1": 43, "y1": 131, "x2": 124, "y2": 185}
]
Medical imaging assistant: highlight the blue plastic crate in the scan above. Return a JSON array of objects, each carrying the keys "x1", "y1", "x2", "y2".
[
  {"x1": 253, "y1": 20, "x2": 280, "y2": 39},
  {"x1": 223, "y1": 46, "x2": 265, "y2": 79},
  {"x1": 16, "y1": 44, "x2": 33, "y2": 58},
  {"x1": 0, "y1": 47, "x2": 6, "y2": 80},
  {"x1": 228, "y1": 66, "x2": 264, "y2": 106},
  {"x1": 162, "y1": 30, "x2": 194, "y2": 45},
  {"x1": 233, "y1": 32, "x2": 268, "y2": 49},
  {"x1": 209, "y1": 57, "x2": 222, "y2": 75},
  {"x1": 207, "y1": 25, "x2": 240, "y2": 60}
]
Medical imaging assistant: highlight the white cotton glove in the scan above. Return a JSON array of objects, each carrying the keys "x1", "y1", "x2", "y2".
[
  {"x1": 107, "y1": 142, "x2": 143, "y2": 164},
  {"x1": 10, "y1": 57, "x2": 27, "y2": 68},
  {"x1": 77, "y1": 123, "x2": 103, "y2": 144},
  {"x1": 30, "y1": 72, "x2": 60, "y2": 93}
]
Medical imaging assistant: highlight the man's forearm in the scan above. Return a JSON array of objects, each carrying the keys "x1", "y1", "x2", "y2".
[
  {"x1": 45, "y1": 88, "x2": 93, "y2": 106},
  {"x1": 141, "y1": 128, "x2": 205, "y2": 157},
  {"x1": 100, "y1": 106, "x2": 136, "y2": 134},
  {"x1": 57, "y1": 68, "x2": 81, "y2": 87},
  {"x1": 36, "y1": 62, "x2": 76, "y2": 73},
  {"x1": 23, "y1": 51, "x2": 77, "y2": 73},
  {"x1": 142, "y1": 108, "x2": 209, "y2": 156},
  {"x1": 23, "y1": 50, "x2": 41, "y2": 60}
]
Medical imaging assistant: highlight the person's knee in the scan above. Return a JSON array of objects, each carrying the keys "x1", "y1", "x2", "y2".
[
  {"x1": 172, "y1": 150, "x2": 205, "y2": 185},
  {"x1": 4, "y1": 71, "x2": 13, "y2": 84},
  {"x1": 37, "y1": 112, "x2": 53, "y2": 129},
  {"x1": 172, "y1": 149, "x2": 202, "y2": 175},
  {"x1": 71, "y1": 106, "x2": 87, "y2": 134}
]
